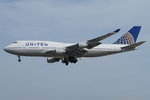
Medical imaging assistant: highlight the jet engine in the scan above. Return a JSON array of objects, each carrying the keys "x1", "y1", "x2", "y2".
[
  {"x1": 47, "y1": 58, "x2": 60, "y2": 63},
  {"x1": 55, "y1": 49, "x2": 65, "y2": 54},
  {"x1": 77, "y1": 42, "x2": 101, "y2": 49},
  {"x1": 46, "y1": 49, "x2": 65, "y2": 55},
  {"x1": 77, "y1": 43, "x2": 88, "y2": 49}
]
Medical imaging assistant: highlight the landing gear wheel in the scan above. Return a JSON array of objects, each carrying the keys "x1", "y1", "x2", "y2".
[
  {"x1": 68, "y1": 56, "x2": 78, "y2": 64},
  {"x1": 62, "y1": 58, "x2": 69, "y2": 66},
  {"x1": 18, "y1": 59, "x2": 21, "y2": 62},
  {"x1": 65, "y1": 62, "x2": 69, "y2": 66},
  {"x1": 17, "y1": 56, "x2": 21, "y2": 62}
]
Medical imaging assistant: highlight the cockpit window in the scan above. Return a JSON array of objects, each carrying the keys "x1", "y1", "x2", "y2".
[{"x1": 13, "y1": 42, "x2": 17, "y2": 43}]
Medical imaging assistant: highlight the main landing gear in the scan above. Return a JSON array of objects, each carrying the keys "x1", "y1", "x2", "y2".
[
  {"x1": 68, "y1": 56, "x2": 78, "y2": 64},
  {"x1": 62, "y1": 58, "x2": 69, "y2": 66},
  {"x1": 62, "y1": 56, "x2": 78, "y2": 66},
  {"x1": 17, "y1": 56, "x2": 21, "y2": 62}
]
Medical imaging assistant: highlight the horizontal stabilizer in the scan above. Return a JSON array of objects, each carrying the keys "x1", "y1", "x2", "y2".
[{"x1": 121, "y1": 41, "x2": 146, "y2": 50}]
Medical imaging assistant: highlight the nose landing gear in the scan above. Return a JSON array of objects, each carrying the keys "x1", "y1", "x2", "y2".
[{"x1": 17, "y1": 56, "x2": 21, "y2": 62}]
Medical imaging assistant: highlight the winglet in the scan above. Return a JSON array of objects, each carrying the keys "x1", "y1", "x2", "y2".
[{"x1": 114, "y1": 29, "x2": 120, "y2": 33}]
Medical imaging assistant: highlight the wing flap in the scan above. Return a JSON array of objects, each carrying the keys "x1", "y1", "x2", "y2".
[{"x1": 66, "y1": 43, "x2": 82, "y2": 50}]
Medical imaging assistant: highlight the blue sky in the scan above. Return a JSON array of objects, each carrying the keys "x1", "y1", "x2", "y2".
[{"x1": 0, "y1": 0, "x2": 150, "y2": 100}]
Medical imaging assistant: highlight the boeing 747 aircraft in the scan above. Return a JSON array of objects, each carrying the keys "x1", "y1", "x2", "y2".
[{"x1": 4, "y1": 26, "x2": 145, "y2": 65}]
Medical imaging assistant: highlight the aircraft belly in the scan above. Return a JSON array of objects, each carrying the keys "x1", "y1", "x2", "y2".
[
  {"x1": 17, "y1": 49, "x2": 65, "y2": 57},
  {"x1": 14, "y1": 49, "x2": 44, "y2": 56},
  {"x1": 84, "y1": 49, "x2": 120, "y2": 57}
]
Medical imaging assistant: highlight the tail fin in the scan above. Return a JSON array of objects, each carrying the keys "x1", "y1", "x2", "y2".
[{"x1": 114, "y1": 26, "x2": 141, "y2": 44}]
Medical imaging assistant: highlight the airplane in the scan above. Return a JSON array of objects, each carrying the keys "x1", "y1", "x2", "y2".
[{"x1": 3, "y1": 26, "x2": 145, "y2": 65}]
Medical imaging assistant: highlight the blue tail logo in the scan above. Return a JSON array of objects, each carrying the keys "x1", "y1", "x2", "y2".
[{"x1": 114, "y1": 26, "x2": 141, "y2": 44}]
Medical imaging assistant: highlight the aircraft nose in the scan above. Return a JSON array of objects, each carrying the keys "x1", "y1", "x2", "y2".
[
  {"x1": 3, "y1": 45, "x2": 17, "y2": 54},
  {"x1": 3, "y1": 46, "x2": 9, "y2": 52}
]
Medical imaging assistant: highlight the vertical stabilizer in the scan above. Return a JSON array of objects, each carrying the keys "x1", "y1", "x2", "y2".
[{"x1": 114, "y1": 26, "x2": 141, "y2": 44}]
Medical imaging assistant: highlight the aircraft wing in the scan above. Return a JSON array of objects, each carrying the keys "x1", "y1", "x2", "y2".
[
  {"x1": 66, "y1": 28, "x2": 120, "y2": 49},
  {"x1": 87, "y1": 29, "x2": 120, "y2": 43},
  {"x1": 65, "y1": 29, "x2": 120, "y2": 57}
]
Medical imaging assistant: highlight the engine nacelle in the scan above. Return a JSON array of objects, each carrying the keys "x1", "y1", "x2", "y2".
[
  {"x1": 46, "y1": 49, "x2": 65, "y2": 55},
  {"x1": 55, "y1": 49, "x2": 65, "y2": 55},
  {"x1": 77, "y1": 42, "x2": 101, "y2": 49},
  {"x1": 47, "y1": 58, "x2": 60, "y2": 63},
  {"x1": 77, "y1": 43, "x2": 88, "y2": 49}
]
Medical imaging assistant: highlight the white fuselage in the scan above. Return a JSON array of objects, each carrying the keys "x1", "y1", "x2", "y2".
[{"x1": 4, "y1": 41, "x2": 131, "y2": 58}]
